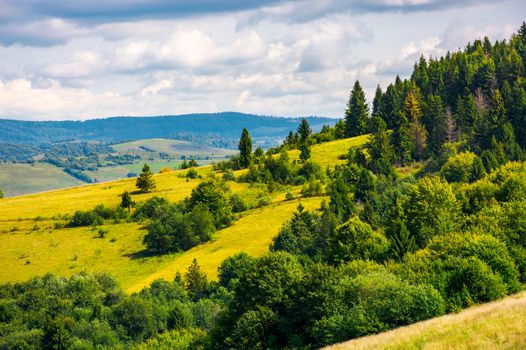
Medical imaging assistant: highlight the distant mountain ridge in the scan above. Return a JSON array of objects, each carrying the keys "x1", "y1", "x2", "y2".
[{"x1": 0, "y1": 112, "x2": 337, "y2": 147}]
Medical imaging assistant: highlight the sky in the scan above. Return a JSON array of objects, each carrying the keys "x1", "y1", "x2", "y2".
[{"x1": 0, "y1": 0, "x2": 524, "y2": 120}]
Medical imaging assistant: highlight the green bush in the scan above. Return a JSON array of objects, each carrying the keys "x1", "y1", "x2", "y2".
[
  {"x1": 440, "y1": 151, "x2": 477, "y2": 183},
  {"x1": 327, "y1": 217, "x2": 388, "y2": 265}
]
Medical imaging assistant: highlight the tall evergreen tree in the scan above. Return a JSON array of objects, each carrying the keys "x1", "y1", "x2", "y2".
[
  {"x1": 135, "y1": 164, "x2": 156, "y2": 193},
  {"x1": 299, "y1": 142, "x2": 311, "y2": 163},
  {"x1": 238, "y1": 128, "x2": 253, "y2": 168},
  {"x1": 372, "y1": 85, "x2": 384, "y2": 120},
  {"x1": 403, "y1": 88, "x2": 428, "y2": 160},
  {"x1": 345, "y1": 81, "x2": 370, "y2": 137},
  {"x1": 185, "y1": 258, "x2": 209, "y2": 301},
  {"x1": 393, "y1": 112, "x2": 414, "y2": 165},
  {"x1": 426, "y1": 95, "x2": 447, "y2": 156},
  {"x1": 367, "y1": 116, "x2": 395, "y2": 175},
  {"x1": 382, "y1": 84, "x2": 402, "y2": 129},
  {"x1": 297, "y1": 118, "x2": 312, "y2": 143}
]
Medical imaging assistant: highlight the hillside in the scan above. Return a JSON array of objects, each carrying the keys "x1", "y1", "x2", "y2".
[
  {"x1": 0, "y1": 162, "x2": 84, "y2": 197},
  {"x1": 0, "y1": 136, "x2": 364, "y2": 292},
  {"x1": 326, "y1": 292, "x2": 526, "y2": 350}
]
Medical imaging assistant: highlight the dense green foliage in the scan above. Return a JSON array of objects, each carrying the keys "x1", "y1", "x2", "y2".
[
  {"x1": 142, "y1": 177, "x2": 235, "y2": 254},
  {"x1": 0, "y1": 265, "x2": 221, "y2": 349}
]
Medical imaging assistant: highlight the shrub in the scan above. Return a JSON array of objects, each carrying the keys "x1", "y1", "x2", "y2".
[
  {"x1": 440, "y1": 151, "x2": 477, "y2": 183},
  {"x1": 301, "y1": 180, "x2": 324, "y2": 197},
  {"x1": 328, "y1": 217, "x2": 388, "y2": 265},
  {"x1": 186, "y1": 168, "x2": 199, "y2": 179},
  {"x1": 134, "y1": 196, "x2": 171, "y2": 219},
  {"x1": 405, "y1": 176, "x2": 461, "y2": 247},
  {"x1": 222, "y1": 169, "x2": 235, "y2": 181},
  {"x1": 230, "y1": 194, "x2": 248, "y2": 213}
]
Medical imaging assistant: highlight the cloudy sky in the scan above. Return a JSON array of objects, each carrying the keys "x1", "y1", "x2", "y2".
[{"x1": 0, "y1": 0, "x2": 524, "y2": 120}]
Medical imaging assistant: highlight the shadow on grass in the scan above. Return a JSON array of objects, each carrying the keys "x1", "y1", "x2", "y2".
[{"x1": 124, "y1": 249, "x2": 160, "y2": 260}]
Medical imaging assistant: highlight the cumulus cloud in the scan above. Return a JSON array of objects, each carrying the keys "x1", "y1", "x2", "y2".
[{"x1": 0, "y1": 0, "x2": 522, "y2": 120}]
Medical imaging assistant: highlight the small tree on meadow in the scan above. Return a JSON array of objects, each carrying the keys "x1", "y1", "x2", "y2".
[
  {"x1": 299, "y1": 142, "x2": 311, "y2": 163},
  {"x1": 136, "y1": 164, "x2": 156, "y2": 193},
  {"x1": 120, "y1": 191, "x2": 135, "y2": 212},
  {"x1": 238, "y1": 128, "x2": 253, "y2": 168}
]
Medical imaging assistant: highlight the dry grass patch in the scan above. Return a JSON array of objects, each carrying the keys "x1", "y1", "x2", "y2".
[{"x1": 325, "y1": 292, "x2": 526, "y2": 350}]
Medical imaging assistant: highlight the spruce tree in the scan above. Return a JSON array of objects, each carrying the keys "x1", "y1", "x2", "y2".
[
  {"x1": 345, "y1": 80, "x2": 370, "y2": 137},
  {"x1": 393, "y1": 112, "x2": 414, "y2": 165},
  {"x1": 297, "y1": 118, "x2": 312, "y2": 143},
  {"x1": 426, "y1": 95, "x2": 447, "y2": 156},
  {"x1": 372, "y1": 85, "x2": 384, "y2": 119},
  {"x1": 120, "y1": 191, "x2": 135, "y2": 212},
  {"x1": 238, "y1": 128, "x2": 253, "y2": 168},
  {"x1": 185, "y1": 258, "x2": 209, "y2": 301},
  {"x1": 299, "y1": 142, "x2": 311, "y2": 163},
  {"x1": 403, "y1": 89, "x2": 428, "y2": 160},
  {"x1": 390, "y1": 220, "x2": 417, "y2": 261},
  {"x1": 367, "y1": 116, "x2": 394, "y2": 176},
  {"x1": 135, "y1": 164, "x2": 156, "y2": 193},
  {"x1": 383, "y1": 84, "x2": 401, "y2": 129}
]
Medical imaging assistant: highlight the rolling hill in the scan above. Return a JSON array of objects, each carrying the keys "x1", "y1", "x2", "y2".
[{"x1": 0, "y1": 136, "x2": 366, "y2": 292}]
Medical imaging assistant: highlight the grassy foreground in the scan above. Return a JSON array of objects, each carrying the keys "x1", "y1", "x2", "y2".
[{"x1": 325, "y1": 292, "x2": 526, "y2": 350}]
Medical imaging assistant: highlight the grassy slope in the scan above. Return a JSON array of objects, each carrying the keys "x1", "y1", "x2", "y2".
[
  {"x1": 88, "y1": 138, "x2": 237, "y2": 182},
  {"x1": 0, "y1": 163, "x2": 84, "y2": 197},
  {"x1": 0, "y1": 136, "x2": 365, "y2": 292},
  {"x1": 325, "y1": 292, "x2": 526, "y2": 350},
  {"x1": 111, "y1": 138, "x2": 236, "y2": 157}
]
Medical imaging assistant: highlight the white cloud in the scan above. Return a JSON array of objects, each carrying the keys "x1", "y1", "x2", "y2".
[
  {"x1": 0, "y1": 0, "x2": 522, "y2": 120},
  {"x1": 43, "y1": 51, "x2": 105, "y2": 78}
]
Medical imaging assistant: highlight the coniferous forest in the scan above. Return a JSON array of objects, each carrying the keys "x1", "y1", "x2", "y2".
[{"x1": 1, "y1": 23, "x2": 526, "y2": 350}]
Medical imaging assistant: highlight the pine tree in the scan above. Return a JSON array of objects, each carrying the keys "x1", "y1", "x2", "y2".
[
  {"x1": 238, "y1": 128, "x2": 253, "y2": 168},
  {"x1": 509, "y1": 81, "x2": 526, "y2": 147},
  {"x1": 185, "y1": 258, "x2": 208, "y2": 301},
  {"x1": 393, "y1": 112, "x2": 414, "y2": 165},
  {"x1": 372, "y1": 85, "x2": 384, "y2": 119},
  {"x1": 367, "y1": 116, "x2": 395, "y2": 175},
  {"x1": 403, "y1": 88, "x2": 428, "y2": 160},
  {"x1": 345, "y1": 80, "x2": 370, "y2": 137},
  {"x1": 426, "y1": 95, "x2": 447, "y2": 156},
  {"x1": 297, "y1": 118, "x2": 312, "y2": 143},
  {"x1": 390, "y1": 220, "x2": 417, "y2": 261},
  {"x1": 120, "y1": 191, "x2": 135, "y2": 212},
  {"x1": 299, "y1": 142, "x2": 311, "y2": 163},
  {"x1": 328, "y1": 169, "x2": 355, "y2": 222},
  {"x1": 285, "y1": 130, "x2": 295, "y2": 146},
  {"x1": 383, "y1": 84, "x2": 401, "y2": 129},
  {"x1": 135, "y1": 164, "x2": 156, "y2": 193}
]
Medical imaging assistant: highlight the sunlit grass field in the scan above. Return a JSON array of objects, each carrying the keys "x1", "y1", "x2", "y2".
[
  {"x1": 289, "y1": 134, "x2": 369, "y2": 167},
  {"x1": 326, "y1": 291, "x2": 526, "y2": 350},
  {"x1": 0, "y1": 136, "x2": 365, "y2": 292}
]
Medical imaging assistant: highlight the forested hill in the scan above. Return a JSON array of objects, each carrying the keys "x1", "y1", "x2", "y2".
[{"x1": 0, "y1": 112, "x2": 334, "y2": 147}]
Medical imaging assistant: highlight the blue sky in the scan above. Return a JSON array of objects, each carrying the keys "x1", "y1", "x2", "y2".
[{"x1": 0, "y1": 0, "x2": 524, "y2": 120}]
